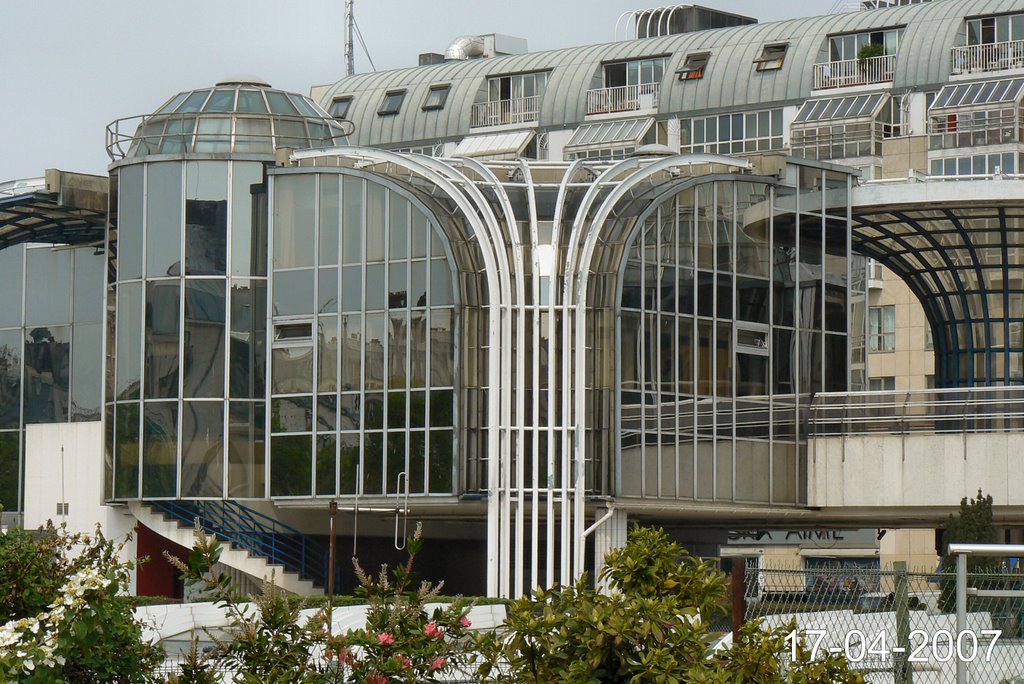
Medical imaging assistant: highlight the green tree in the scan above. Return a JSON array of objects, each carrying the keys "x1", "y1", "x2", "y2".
[
  {"x1": 939, "y1": 489, "x2": 999, "y2": 612},
  {"x1": 476, "y1": 525, "x2": 862, "y2": 684}
]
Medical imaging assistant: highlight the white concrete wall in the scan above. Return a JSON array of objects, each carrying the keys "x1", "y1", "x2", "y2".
[
  {"x1": 809, "y1": 432, "x2": 1024, "y2": 509},
  {"x1": 23, "y1": 422, "x2": 137, "y2": 592}
]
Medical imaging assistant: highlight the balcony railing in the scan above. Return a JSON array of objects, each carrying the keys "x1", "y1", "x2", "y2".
[
  {"x1": 810, "y1": 386, "x2": 1024, "y2": 437},
  {"x1": 951, "y1": 40, "x2": 1024, "y2": 75},
  {"x1": 469, "y1": 96, "x2": 542, "y2": 128},
  {"x1": 585, "y1": 82, "x2": 661, "y2": 115},
  {"x1": 812, "y1": 54, "x2": 896, "y2": 89}
]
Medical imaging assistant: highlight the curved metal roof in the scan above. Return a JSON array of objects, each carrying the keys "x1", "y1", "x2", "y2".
[{"x1": 319, "y1": 0, "x2": 1023, "y2": 147}]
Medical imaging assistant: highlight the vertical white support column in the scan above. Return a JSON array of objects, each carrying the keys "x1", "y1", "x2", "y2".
[{"x1": 593, "y1": 508, "x2": 628, "y2": 590}]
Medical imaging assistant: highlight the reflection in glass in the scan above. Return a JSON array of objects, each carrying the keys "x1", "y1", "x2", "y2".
[
  {"x1": 230, "y1": 281, "x2": 266, "y2": 398},
  {"x1": 0, "y1": 432, "x2": 18, "y2": 513},
  {"x1": 23, "y1": 326, "x2": 70, "y2": 424},
  {"x1": 183, "y1": 280, "x2": 226, "y2": 397},
  {"x1": 142, "y1": 402, "x2": 177, "y2": 497},
  {"x1": 71, "y1": 323, "x2": 102, "y2": 421},
  {"x1": 429, "y1": 430, "x2": 453, "y2": 493},
  {"x1": 0, "y1": 330, "x2": 22, "y2": 429},
  {"x1": 317, "y1": 435, "x2": 337, "y2": 496},
  {"x1": 116, "y1": 283, "x2": 143, "y2": 400},
  {"x1": 231, "y1": 162, "x2": 265, "y2": 277},
  {"x1": 114, "y1": 403, "x2": 140, "y2": 499},
  {"x1": 271, "y1": 434, "x2": 311, "y2": 496},
  {"x1": 74, "y1": 248, "x2": 105, "y2": 324},
  {"x1": 145, "y1": 280, "x2": 180, "y2": 398},
  {"x1": 180, "y1": 401, "x2": 223, "y2": 497},
  {"x1": 272, "y1": 396, "x2": 313, "y2": 432},
  {"x1": 273, "y1": 269, "x2": 314, "y2": 316},
  {"x1": 229, "y1": 401, "x2": 265, "y2": 498}
]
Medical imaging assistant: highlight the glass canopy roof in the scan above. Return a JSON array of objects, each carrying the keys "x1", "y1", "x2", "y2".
[
  {"x1": 931, "y1": 78, "x2": 1024, "y2": 111},
  {"x1": 107, "y1": 82, "x2": 349, "y2": 160},
  {"x1": 794, "y1": 93, "x2": 887, "y2": 124}
]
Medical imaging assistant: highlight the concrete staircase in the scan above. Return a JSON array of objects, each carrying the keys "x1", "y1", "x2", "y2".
[{"x1": 129, "y1": 500, "x2": 322, "y2": 597}]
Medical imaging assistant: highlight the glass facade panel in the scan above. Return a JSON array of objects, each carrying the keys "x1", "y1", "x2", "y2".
[
  {"x1": 142, "y1": 401, "x2": 177, "y2": 497},
  {"x1": 228, "y1": 401, "x2": 265, "y2": 498},
  {"x1": 25, "y1": 248, "x2": 72, "y2": 326},
  {"x1": 0, "y1": 330, "x2": 22, "y2": 430},
  {"x1": 146, "y1": 162, "x2": 183, "y2": 278},
  {"x1": 180, "y1": 401, "x2": 224, "y2": 497},
  {"x1": 183, "y1": 280, "x2": 226, "y2": 397},
  {"x1": 23, "y1": 325, "x2": 70, "y2": 424}
]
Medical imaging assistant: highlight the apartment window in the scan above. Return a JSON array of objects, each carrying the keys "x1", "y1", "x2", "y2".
[
  {"x1": 755, "y1": 43, "x2": 788, "y2": 71},
  {"x1": 329, "y1": 95, "x2": 353, "y2": 119},
  {"x1": 681, "y1": 109, "x2": 784, "y2": 154},
  {"x1": 678, "y1": 52, "x2": 710, "y2": 80},
  {"x1": 603, "y1": 56, "x2": 667, "y2": 88},
  {"x1": 929, "y1": 152, "x2": 1017, "y2": 177},
  {"x1": 869, "y1": 376, "x2": 896, "y2": 391},
  {"x1": 967, "y1": 13, "x2": 1024, "y2": 45},
  {"x1": 486, "y1": 71, "x2": 548, "y2": 103},
  {"x1": 829, "y1": 27, "x2": 902, "y2": 61},
  {"x1": 378, "y1": 90, "x2": 406, "y2": 116},
  {"x1": 422, "y1": 84, "x2": 450, "y2": 111},
  {"x1": 869, "y1": 305, "x2": 896, "y2": 351}
]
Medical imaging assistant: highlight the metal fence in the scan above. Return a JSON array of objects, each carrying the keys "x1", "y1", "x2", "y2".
[{"x1": 745, "y1": 565, "x2": 1024, "y2": 683}]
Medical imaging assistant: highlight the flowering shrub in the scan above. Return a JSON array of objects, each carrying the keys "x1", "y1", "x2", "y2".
[
  {"x1": 319, "y1": 525, "x2": 476, "y2": 682},
  {"x1": 0, "y1": 522, "x2": 162, "y2": 683},
  {"x1": 171, "y1": 521, "x2": 476, "y2": 683}
]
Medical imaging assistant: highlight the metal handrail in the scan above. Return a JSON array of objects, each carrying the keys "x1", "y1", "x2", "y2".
[
  {"x1": 951, "y1": 40, "x2": 1024, "y2": 75},
  {"x1": 148, "y1": 499, "x2": 330, "y2": 588},
  {"x1": 809, "y1": 386, "x2": 1024, "y2": 437},
  {"x1": 105, "y1": 112, "x2": 354, "y2": 161},
  {"x1": 469, "y1": 96, "x2": 542, "y2": 128},
  {"x1": 585, "y1": 82, "x2": 661, "y2": 115},
  {"x1": 812, "y1": 54, "x2": 896, "y2": 90}
]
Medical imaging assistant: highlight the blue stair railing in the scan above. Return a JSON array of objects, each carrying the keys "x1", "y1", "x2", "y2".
[{"x1": 146, "y1": 500, "x2": 331, "y2": 590}]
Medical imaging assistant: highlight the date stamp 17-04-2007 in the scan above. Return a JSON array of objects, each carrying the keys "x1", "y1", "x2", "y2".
[{"x1": 784, "y1": 628, "x2": 1003, "y2": 664}]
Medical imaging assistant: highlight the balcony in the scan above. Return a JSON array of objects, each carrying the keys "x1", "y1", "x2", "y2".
[
  {"x1": 812, "y1": 54, "x2": 896, "y2": 90},
  {"x1": 469, "y1": 96, "x2": 542, "y2": 128},
  {"x1": 585, "y1": 83, "x2": 661, "y2": 115},
  {"x1": 951, "y1": 40, "x2": 1024, "y2": 75}
]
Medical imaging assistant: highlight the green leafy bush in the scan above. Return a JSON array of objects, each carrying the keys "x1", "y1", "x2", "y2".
[{"x1": 475, "y1": 525, "x2": 863, "y2": 683}]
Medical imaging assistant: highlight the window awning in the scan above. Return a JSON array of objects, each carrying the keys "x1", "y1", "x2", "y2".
[
  {"x1": 793, "y1": 93, "x2": 887, "y2": 125},
  {"x1": 931, "y1": 77, "x2": 1024, "y2": 112},
  {"x1": 452, "y1": 130, "x2": 535, "y2": 159},
  {"x1": 565, "y1": 117, "x2": 654, "y2": 152}
]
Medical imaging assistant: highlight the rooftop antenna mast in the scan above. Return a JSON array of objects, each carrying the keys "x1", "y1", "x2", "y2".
[{"x1": 344, "y1": 0, "x2": 355, "y2": 76}]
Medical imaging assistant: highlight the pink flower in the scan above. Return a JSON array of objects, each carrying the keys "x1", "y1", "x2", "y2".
[
  {"x1": 367, "y1": 675, "x2": 387, "y2": 684},
  {"x1": 460, "y1": 615, "x2": 472, "y2": 628},
  {"x1": 337, "y1": 647, "x2": 351, "y2": 663},
  {"x1": 376, "y1": 631, "x2": 394, "y2": 645},
  {"x1": 424, "y1": 622, "x2": 444, "y2": 638},
  {"x1": 396, "y1": 655, "x2": 412, "y2": 670},
  {"x1": 430, "y1": 656, "x2": 448, "y2": 671},
  {"x1": 323, "y1": 649, "x2": 334, "y2": 660}
]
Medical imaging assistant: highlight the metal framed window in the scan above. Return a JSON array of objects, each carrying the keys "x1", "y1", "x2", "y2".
[
  {"x1": 755, "y1": 43, "x2": 788, "y2": 71},
  {"x1": 378, "y1": 90, "x2": 406, "y2": 116},
  {"x1": 422, "y1": 84, "x2": 450, "y2": 111},
  {"x1": 677, "y1": 52, "x2": 710, "y2": 81},
  {"x1": 869, "y1": 305, "x2": 896, "y2": 352},
  {"x1": 329, "y1": 95, "x2": 353, "y2": 119}
]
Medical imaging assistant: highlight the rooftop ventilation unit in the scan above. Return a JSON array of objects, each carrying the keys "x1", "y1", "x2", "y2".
[{"x1": 442, "y1": 33, "x2": 528, "y2": 61}]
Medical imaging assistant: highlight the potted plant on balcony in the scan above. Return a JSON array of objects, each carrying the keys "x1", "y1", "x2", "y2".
[{"x1": 856, "y1": 42, "x2": 887, "y2": 82}]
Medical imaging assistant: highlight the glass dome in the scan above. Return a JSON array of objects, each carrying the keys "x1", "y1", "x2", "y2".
[{"x1": 107, "y1": 81, "x2": 350, "y2": 160}]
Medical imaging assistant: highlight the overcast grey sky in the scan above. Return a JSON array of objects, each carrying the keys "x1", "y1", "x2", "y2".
[{"x1": 0, "y1": 0, "x2": 842, "y2": 180}]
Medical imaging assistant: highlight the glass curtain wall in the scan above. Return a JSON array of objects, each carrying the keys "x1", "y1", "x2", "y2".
[
  {"x1": 0, "y1": 245, "x2": 104, "y2": 513},
  {"x1": 269, "y1": 172, "x2": 457, "y2": 499},
  {"x1": 106, "y1": 160, "x2": 267, "y2": 501},
  {"x1": 617, "y1": 168, "x2": 854, "y2": 505}
]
